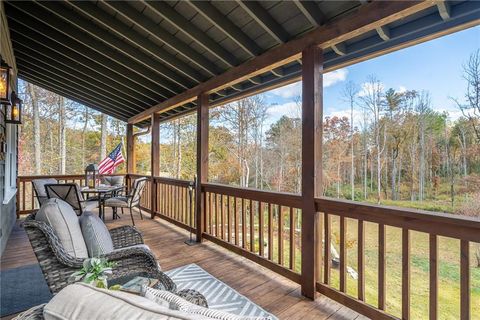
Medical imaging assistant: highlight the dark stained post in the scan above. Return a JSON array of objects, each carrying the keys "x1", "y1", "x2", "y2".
[
  {"x1": 126, "y1": 123, "x2": 135, "y2": 174},
  {"x1": 151, "y1": 114, "x2": 160, "y2": 218},
  {"x1": 196, "y1": 93, "x2": 209, "y2": 242},
  {"x1": 301, "y1": 45, "x2": 323, "y2": 299}
]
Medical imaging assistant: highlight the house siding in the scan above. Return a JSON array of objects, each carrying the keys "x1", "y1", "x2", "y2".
[{"x1": 0, "y1": 0, "x2": 18, "y2": 256}]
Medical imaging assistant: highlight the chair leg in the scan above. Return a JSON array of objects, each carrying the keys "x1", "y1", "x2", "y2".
[
  {"x1": 121, "y1": 207, "x2": 124, "y2": 215},
  {"x1": 138, "y1": 205, "x2": 144, "y2": 220},
  {"x1": 129, "y1": 207, "x2": 135, "y2": 226}
]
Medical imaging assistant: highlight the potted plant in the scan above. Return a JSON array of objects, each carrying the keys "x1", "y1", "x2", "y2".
[{"x1": 69, "y1": 258, "x2": 116, "y2": 288}]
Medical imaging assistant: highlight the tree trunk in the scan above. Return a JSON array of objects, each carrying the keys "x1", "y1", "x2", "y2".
[
  {"x1": 28, "y1": 84, "x2": 42, "y2": 175},
  {"x1": 58, "y1": 96, "x2": 66, "y2": 174},
  {"x1": 100, "y1": 113, "x2": 108, "y2": 161},
  {"x1": 351, "y1": 102, "x2": 355, "y2": 201},
  {"x1": 81, "y1": 107, "x2": 89, "y2": 168}
]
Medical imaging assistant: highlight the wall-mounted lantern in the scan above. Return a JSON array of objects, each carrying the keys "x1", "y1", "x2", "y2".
[
  {"x1": 5, "y1": 91, "x2": 22, "y2": 124},
  {"x1": 0, "y1": 59, "x2": 11, "y2": 105}
]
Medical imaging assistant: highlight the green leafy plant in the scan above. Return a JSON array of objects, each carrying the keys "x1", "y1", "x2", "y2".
[{"x1": 69, "y1": 258, "x2": 116, "y2": 288}]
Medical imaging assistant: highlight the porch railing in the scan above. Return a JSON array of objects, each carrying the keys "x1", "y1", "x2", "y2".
[{"x1": 16, "y1": 174, "x2": 479, "y2": 319}]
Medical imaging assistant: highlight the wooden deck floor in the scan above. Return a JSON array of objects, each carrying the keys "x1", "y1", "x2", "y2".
[{"x1": 1, "y1": 210, "x2": 366, "y2": 320}]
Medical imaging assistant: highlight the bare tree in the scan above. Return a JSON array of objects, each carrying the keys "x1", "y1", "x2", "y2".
[
  {"x1": 342, "y1": 81, "x2": 358, "y2": 200},
  {"x1": 100, "y1": 113, "x2": 108, "y2": 161},
  {"x1": 58, "y1": 96, "x2": 66, "y2": 174},
  {"x1": 452, "y1": 49, "x2": 480, "y2": 142},
  {"x1": 28, "y1": 83, "x2": 42, "y2": 175}
]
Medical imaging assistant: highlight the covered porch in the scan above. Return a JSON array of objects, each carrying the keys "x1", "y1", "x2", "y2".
[{"x1": 1, "y1": 1, "x2": 480, "y2": 319}]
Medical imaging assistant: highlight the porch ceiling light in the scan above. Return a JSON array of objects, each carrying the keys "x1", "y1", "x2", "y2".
[
  {"x1": 0, "y1": 59, "x2": 11, "y2": 105},
  {"x1": 5, "y1": 91, "x2": 22, "y2": 124}
]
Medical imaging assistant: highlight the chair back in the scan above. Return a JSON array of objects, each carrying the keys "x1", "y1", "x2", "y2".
[
  {"x1": 102, "y1": 175, "x2": 124, "y2": 187},
  {"x1": 45, "y1": 183, "x2": 85, "y2": 215},
  {"x1": 32, "y1": 178, "x2": 58, "y2": 207},
  {"x1": 129, "y1": 178, "x2": 148, "y2": 207}
]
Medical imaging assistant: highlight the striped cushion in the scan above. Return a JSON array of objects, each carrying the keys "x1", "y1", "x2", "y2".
[
  {"x1": 79, "y1": 212, "x2": 114, "y2": 257},
  {"x1": 144, "y1": 288, "x2": 273, "y2": 320}
]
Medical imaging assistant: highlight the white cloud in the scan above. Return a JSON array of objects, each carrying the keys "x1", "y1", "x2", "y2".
[
  {"x1": 267, "y1": 101, "x2": 301, "y2": 118},
  {"x1": 398, "y1": 86, "x2": 407, "y2": 93},
  {"x1": 268, "y1": 68, "x2": 349, "y2": 99}
]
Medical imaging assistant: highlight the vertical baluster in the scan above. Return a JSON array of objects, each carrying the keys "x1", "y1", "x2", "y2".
[
  {"x1": 259, "y1": 202, "x2": 264, "y2": 257},
  {"x1": 460, "y1": 240, "x2": 470, "y2": 320},
  {"x1": 241, "y1": 198, "x2": 246, "y2": 248},
  {"x1": 215, "y1": 193, "x2": 219, "y2": 237},
  {"x1": 324, "y1": 213, "x2": 331, "y2": 284},
  {"x1": 227, "y1": 196, "x2": 231, "y2": 242},
  {"x1": 208, "y1": 193, "x2": 213, "y2": 234},
  {"x1": 289, "y1": 207, "x2": 295, "y2": 271},
  {"x1": 340, "y1": 216, "x2": 347, "y2": 293},
  {"x1": 234, "y1": 197, "x2": 239, "y2": 246},
  {"x1": 402, "y1": 228, "x2": 410, "y2": 320},
  {"x1": 358, "y1": 220, "x2": 365, "y2": 301},
  {"x1": 429, "y1": 234, "x2": 437, "y2": 320},
  {"x1": 379, "y1": 223, "x2": 386, "y2": 310},
  {"x1": 30, "y1": 182, "x2": 34, "y2": 210},
  {"x1": 220, "y1": 195, "x2": 224, "y2": 240},
  {"x1": 250, "y1": 199, "x2": 254, "y2": 252},
  {"x1": 268, "y1": 203, "x2": 273, "y2": 260},
  {"x1": 22, "y1": 181, "x2": 26, "y2": 211},
  {"x1": 278, "y1": 205, "x2": 284, "y2": 266}
]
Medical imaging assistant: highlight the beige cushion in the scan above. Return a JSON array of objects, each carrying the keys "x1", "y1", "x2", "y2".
[
  {"x1": 79, "y1": 212, "x2": 114, "y2": 257},
  {"x1": 43, "y1": 283, "x2": 211, "y2": 320},
  {"x1": 35, "y1": 198, "x2": 88, "y2": 259},
  {"x1": 144, "y1": 288, "x2": 273, "y2": 320}
]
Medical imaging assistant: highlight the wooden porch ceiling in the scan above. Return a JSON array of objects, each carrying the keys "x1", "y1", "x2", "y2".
[{"x1": 4, "y1": 1, "x2": 480, "y2": 127}]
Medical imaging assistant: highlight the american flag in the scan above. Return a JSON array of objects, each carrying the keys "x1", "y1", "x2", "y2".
[{"x1": 98, "y1": 143, "x2": 125, "y2": 174}]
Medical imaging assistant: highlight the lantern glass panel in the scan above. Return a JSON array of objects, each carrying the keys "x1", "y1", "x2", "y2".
[{"x1": 0, "y1": 64, "x2": 10, "y2": 103}]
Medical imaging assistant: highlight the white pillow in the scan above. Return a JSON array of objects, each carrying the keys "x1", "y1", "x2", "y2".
[
  {"x1": 144, "y1": 287, "x2": 274, "y2": 320},
  {"x1": 79, "y1": 212, "x2": 114, "y2": 257},
  {"x1": 35, "y1": 198, "x2": 88, "y2": 258}
]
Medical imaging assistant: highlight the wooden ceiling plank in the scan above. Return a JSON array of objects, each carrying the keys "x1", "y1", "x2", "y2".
[
  {"x1": 128, "y1": 1, "x2": 436, "y2": 124},
  {"x1": 104, "y1": 1, "x2": 221, "y2": 77},
  {"x1": 293, "y1": 1, "x2": 325, "y2": 27},
  {"x1": 187, "y1": 1, "x2": 262, "y2": 57},
  {"x1": 36, "y1": 1, "x2": 191, "y2": 92},
  {"x1": 144, "y1": 0, "x2": 239, "y2": 68},
  {"x1": 19, "y1": 68, "x2": 135, "y2": 119},
  {"x1": 19, "y1": 73, "x2": 129, "y2": 122},
  {"x1": 14, "y1": 49, "x2": 144, "y2": 112},
  {"x1": 236, "y1": 1, "x2": 290, "y2": 44},
  {"x1": 68, "y1": 1, "x2": 206, "y2": 84},
  {"x1": 7, "y1": 16, "x2": 160, "y2": 103},
  {"x1": 7, "y1": 2, "x2": 172, "y2": 101}
]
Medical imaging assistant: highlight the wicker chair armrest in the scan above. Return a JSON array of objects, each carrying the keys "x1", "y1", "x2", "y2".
[
  {"x1": 109, "y1": 226, "x2": 144, "y2": 249},
  {"x1": 13, "y1": 304, "x2": 46, "y2": 320},
  {"x1": 102, "y1": 246, "x2": 163, "y2": 283},
  {"x1": 23, "y1": 218, "x2": 84, "y2": 268}
]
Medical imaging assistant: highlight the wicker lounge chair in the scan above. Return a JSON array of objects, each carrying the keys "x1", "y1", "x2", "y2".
[{"x1": 23, "y1": 212, "x2": 174, "y2": 294}]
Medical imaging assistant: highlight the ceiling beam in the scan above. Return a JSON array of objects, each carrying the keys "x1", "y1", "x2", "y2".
[
  {"x1": 19, "y1": 68, "x2": 133, "y2": 120},
  {"x1": 67, "y1": 1, "x2": 206, "y2": 84},
  {"x1": 236, "y1": 1, "x2": 289, "y2": 44},
  {"x1": 19, "y1": 73, "x2": 129, "y2": 122},
  {"x1": 129, "y1": 1, "x2": 436, "y2": 124},
  {"x1": 35, "y1": 1, "x2": 190, "y2": 92},
  {"x1": 143, "y1": 0, "x2": 239, "y2": 68},
  {"x1": 187, "y1": 1, "x2": 262, "y2": 56},
  {"x1": 7, "y1": 16, "x2": 160, "y2": 103},
  {"x1": 437, "y1": 1, "x2": 451, "y2": 21},
  {"x1": 7, "y1": 2, "x2": 171, "y2": 101},
  {"x1": 14, "y1": 49, "x2": 143, "y2": 112},
  {"x1": 376, "y1": 26, "x2": 391, "y2": 41},
  {"x1": 293, "y1": 1, "x2": 326, "y2": 27},
  {"x1": 103, "y1": 1, "x2": 221, "y2": 77}
]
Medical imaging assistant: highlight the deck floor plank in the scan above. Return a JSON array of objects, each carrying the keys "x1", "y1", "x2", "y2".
[{"x1": 1, "y1": 210, "x2": 363, "y2": 319}]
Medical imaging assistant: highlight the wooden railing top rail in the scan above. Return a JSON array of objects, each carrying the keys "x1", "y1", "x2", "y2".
[
  {"x1": 154, "y1": 176, "x2": 193, "y2": 187},
  {"x1": 18, "y1": 173, "x2": 126, "y2": 181},
  {"x1": 202, "y1": 182, "x2": 302, "y2": 208},
  {"x1": 316, "y1": 197, "x2": 480, "y2": 242}
]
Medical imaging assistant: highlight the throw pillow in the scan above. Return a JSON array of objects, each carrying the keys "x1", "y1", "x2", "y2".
[
  {"x1": 35, "y1": 198, "x2": 88, "y2": 258},
  {"x1": 79, "y1": 212, "x2": 114, "y2": 257}
]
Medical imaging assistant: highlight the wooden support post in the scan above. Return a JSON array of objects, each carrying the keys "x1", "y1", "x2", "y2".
[
  {"x1": 196, "y1": 93, "x2": 209, "y2": 242},
  {"x1": 301, "y1": 45, "x2": 323, "y2": 299},
  {"x1": 126, "y1": 123, "x2": 135, "y2": 174},
  {"x1": 151, "y1": 114, "x2": 160, "y2": 219}
]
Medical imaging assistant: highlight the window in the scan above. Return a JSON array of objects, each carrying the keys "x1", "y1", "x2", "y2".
[{"x1": 3, "y1": 123, "x2": 17, "y2": 204}]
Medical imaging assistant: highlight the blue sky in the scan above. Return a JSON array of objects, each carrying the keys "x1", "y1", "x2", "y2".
[{"x1": 264, "y1": 25, "x2": 480, "y2": 126}]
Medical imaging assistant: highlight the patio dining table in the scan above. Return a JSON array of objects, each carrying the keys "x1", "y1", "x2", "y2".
[{"x1": 81, "y1": 185, "x2": 124, "y2": 221}]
